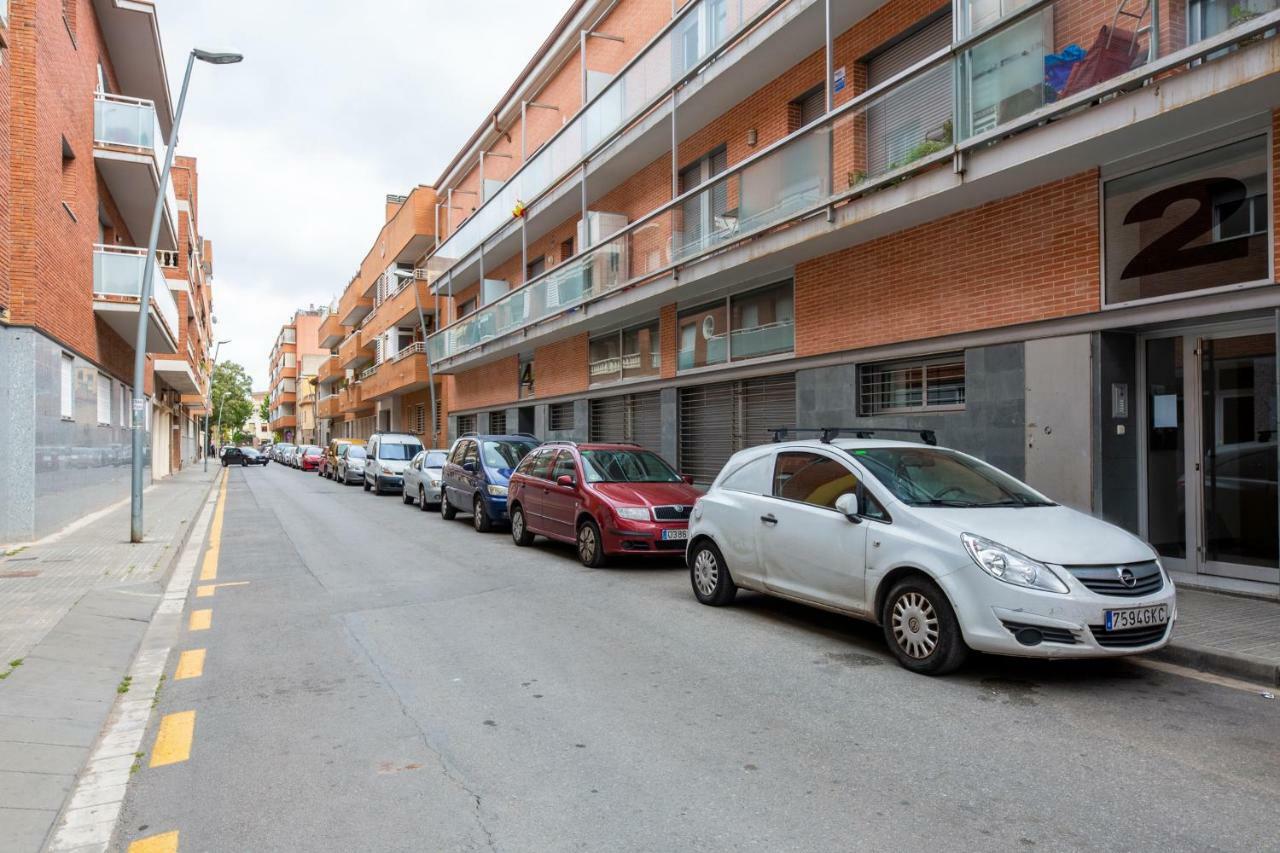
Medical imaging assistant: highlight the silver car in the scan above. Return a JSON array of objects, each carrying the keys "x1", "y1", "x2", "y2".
[
  {"x1": 402, "y1": 449, "x2": 449, "y2": 511},
  {"x1": 335, "y1": 444, "x2": 367, "y2": 485}
]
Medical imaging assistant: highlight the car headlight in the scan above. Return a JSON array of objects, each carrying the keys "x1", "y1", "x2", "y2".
[
  {"x1": 961, "y1": 533, "x2": 1069, "y2": 594},
  {"x1": 615, "y1": 506, "x2": 650, "y2": 522},
  {"x1": 486, "y1": 484, "x2": 508, "y2": 496}
]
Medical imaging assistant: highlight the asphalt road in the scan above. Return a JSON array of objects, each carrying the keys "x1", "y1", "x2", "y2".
[{"x1": 116, "y1": 463, "x2": 1280, "y2": 852}]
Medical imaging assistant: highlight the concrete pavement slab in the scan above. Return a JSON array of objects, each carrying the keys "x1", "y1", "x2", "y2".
[
  {"x1": 0, "y1": 771, "x2": 74, "y2": 811},
  {"x1": 0, "y1": 743, "x2": 87, "y2": 776},
  {"x1": 0, "y1": 807, "x2": 59, "y2": 853},
  {"x1": 0, "y1": 718, "x2": 99, "y2": 750}
]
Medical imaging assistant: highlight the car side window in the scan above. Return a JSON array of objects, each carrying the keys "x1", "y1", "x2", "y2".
[
  {"x1": 860, "y1": 488, "x2": 890, "y2": 522},
  {"x1": 720, "y1": 454, "x2": 771, "y2": 494},
  {"x1": 772, "y1": 452, "x2": 858, "y2": 509},
  {"x1": 551, "y1": 452, "x2": 577, "y2": 483},
  {"x1": 448, "y1": 442, "x2": 465, "y2": 465},
  {"x1": 462, "y1": 441, "x2": 479, "y2": 467},
  {"x1": 529, "y1": 449, "x2": 556, "y2": 480}
]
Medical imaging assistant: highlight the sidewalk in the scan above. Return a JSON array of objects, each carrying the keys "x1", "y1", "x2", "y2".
[
  {"x1": 0, "y1": 465, "x2": 220, "y2": 853},
  {"x1": 1153, "y1": 586, "x2": 1280, "y2": 686}
]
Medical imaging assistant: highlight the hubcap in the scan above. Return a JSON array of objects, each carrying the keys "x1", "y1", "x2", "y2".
[
  {"x1": 891, "y1": 591, "x2": 939, "y2": 659},
  {"x1": 513, "y1": 511, "x2": 523, "y2": 538},
  {"x1": 474, "y1": 500, "x2": 484, "y2": 529},
  {"x1": 578, "y1": 525, "x2": 596, "y2": 562},
  {"x1": 692, "y1": 549, "x2": 719, "y2": 597}
]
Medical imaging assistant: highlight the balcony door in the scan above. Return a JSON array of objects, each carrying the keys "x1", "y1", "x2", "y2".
[{"x1": 1142, "y1": 325, "x2": 1278, "y2": 584}]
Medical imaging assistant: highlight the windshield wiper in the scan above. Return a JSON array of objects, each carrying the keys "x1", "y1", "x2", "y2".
[
  {"x1": 972, "y1": 499, "x2": 1056, "y2": 508},
  {"x1": 915, "y1": 499, "x2": 981, "y2": 507}
]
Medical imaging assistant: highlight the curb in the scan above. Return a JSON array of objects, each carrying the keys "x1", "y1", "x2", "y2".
[
  {"x1": 1146, "y1": 641, "x2": 1280, "y2": 687},
  {"x1": 150, "y1": 468, "x2": 224, "y2": 593}
]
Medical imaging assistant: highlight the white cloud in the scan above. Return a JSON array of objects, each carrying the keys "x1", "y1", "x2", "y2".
[{"x1": 159, "y1": 0, "x2": 575, "y2": 388}]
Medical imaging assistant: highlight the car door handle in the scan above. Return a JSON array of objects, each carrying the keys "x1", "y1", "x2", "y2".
[{"x1": 760, "y1": 514, "x2": 778, "y2": 525}]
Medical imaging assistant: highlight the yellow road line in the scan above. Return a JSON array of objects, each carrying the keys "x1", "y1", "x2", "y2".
[
  {"x1": 174, "y1": 649, "x2": 206, "y2": 680},
  {"x1": 150, "y1": 710, "x2": 195, "y2": 767},
  {"x1": 198, "y1": 472, "x2": 229, "y2": 582},
  {"x1": 189, "y1": 609, "x2": 212, "y2": 631},
  {"x1": 196, "y1": 581, "x2": 249, "y2": 598},
  {"x1": 198, "y1": 546, "x2": 218, "y2": 582},
  {"x1": 128, "y1": 831, "x2": 179, "y2": 853}
]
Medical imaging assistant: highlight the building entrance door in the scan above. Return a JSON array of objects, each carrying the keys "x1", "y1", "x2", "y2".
[{"x1": 1142, "y1": 327, "x2": 1278, "y2": 584}]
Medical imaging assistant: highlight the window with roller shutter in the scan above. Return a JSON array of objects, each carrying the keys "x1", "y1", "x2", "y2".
[
  {"x1": 678, "y1": 374, "x2": 795, "y2": 484},
  {"x1": 865, "y1": 13, "x2": 953, "y2": 177},
  {"x1": 589, "y1": 392, "x2": 662, "y2": 450}
]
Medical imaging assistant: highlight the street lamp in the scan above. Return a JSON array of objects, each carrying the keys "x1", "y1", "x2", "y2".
[
  {"x1": 394, "y1": 269, "x2": 439, "y2": 448},
  {"x1": 204, "y1": 338, "x2": 231, "y2": 472},
  {"x1": 130, "y1": 48, "x2": 242, "y2": 543}
]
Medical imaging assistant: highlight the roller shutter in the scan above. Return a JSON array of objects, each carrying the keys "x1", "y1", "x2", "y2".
[
  {"x1": 865, "y1": 14, "x2": 952, "y2": 177},
  {"x1": 679, "y1": 373, "x2": 795, "y2": 483},
  {"x1": 589, "y1": 391, "x2": 662, "y2": 450}
]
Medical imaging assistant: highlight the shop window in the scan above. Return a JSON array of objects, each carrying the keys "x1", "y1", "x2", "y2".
[
  {"x1": 1104, "y1": 135, "x2": 1270, "y2": 306},
  {"x1": 549, "y1": 402, "x2": 575, "y2": 431},
  {"x1": 859, "y1": 354, "x2": 966, "y2": 415}
]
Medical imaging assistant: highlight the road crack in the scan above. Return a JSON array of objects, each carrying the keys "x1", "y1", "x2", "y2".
[{"x1": 343, "y1": 620, "x2": 498, "y2": 852}]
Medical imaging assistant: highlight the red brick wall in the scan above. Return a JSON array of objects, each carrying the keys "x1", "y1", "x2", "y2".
[
  {"x1": 452, "y1": 355, "x2": 519, "y2": 410},
  {"x1": 0, "y1": 13, "x2": 10, "y2": 316},
  {"x1": 794, "y1": 170, "x2": 1102, "y2": 358},
  {"x1": 533, "y1": 334, "x2": 589, "y2": 397}
]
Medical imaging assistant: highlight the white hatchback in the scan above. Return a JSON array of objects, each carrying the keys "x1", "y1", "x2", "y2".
[{"x1": 686, "y1": 436, "x2": 1176, "y2": 675}]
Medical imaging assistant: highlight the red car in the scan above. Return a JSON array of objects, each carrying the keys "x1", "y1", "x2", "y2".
[
  {"x1": 507, "y1": 442, "x2": 701, "y2": 567},
  {"x1": 300, "y1": 445, "x2": 324, "y2": 471}
]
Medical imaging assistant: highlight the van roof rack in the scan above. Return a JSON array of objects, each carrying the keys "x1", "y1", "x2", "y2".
[{"x1": 770, "y1": 427, "x2": 938, "y2": 446}]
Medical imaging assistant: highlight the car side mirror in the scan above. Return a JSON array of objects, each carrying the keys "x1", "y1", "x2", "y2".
[
  {"x1": 556, "y1": 474, "x2": 575, "y2": 488},
  {"x1": 835, "y1": 492, "x2": 861, "y2": 522},
  {"x1": 681, "y1": 473, "x2": 695, "y2": 485},
  {"x1": 462, "y1": 461, "x2": 476, "y2": 473}
]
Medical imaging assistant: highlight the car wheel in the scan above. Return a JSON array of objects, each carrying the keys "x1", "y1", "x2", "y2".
[
  {"x1": 689, "y1": 540, "x2": 736, "y2": 605},
  {"x1": 881, "y1": 576, "x2": 968, "y2": 676},
  {"x1": 576, "y1": 519, "x2": 606, "y2": 568},
  {"x1": 473, "y1": 495, "x2": 493, "y2": 533},
  {"x1": 402, "y1": 486, "x2": 414, "y2": 505},
  {"x1": 510, "y1": 504, "x2": 534, "y2": 546},
  {"x1": 441, "y1": 492, "x2": 457, "y2": 520},
  {"x1": 363, "y1": 476, "x2": 371, "y2": 492},
  {"x1": 418, "y1": 486, "x2": 431, "y2": 512}
]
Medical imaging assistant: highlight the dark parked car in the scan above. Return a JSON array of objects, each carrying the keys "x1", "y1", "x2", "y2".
[
  {"x1": 440, "y1": 434, "x2": 540, "y2": 532},
  {"x1": 507, "y1": 442, "x2": 700, "y2": 566},
  {"x1": 240, "y1": 447, "x2": 269, "y2": 466},
  {"x1": 221, "y1": 447, "x2": 250, "y2": 467}
]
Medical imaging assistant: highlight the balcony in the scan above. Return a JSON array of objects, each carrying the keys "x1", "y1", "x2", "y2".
[
  {"x1": 152, "y1": 357, "x2": 201, "y2": 394},
  {"x1": 93, "y1": 92, "x2": 178, "y2": 251},
  {"x1": 339, "y1": 382, "x2": 373, "y2": 415},
  {"x1": 270, "y1": 415, "x2": 298, "y2": 432},
  {"x1": 338, "y1": 281, "x2": 374, "y2": 327},
  {"x1": 318, "y1": 312, "x2": 346, "y2": 349},
  {"x1": 317, "y1": 395, "x2": 340, "y2": 419},
  {"x1": 92, "y1": 245, "x2": 180, "y2": 355},
  {"x1": 92, "y1": 0, "x2": 174, "y2": 138},
  {"x1": 337, "y1": 329, "x2": 375, "y2": 370},
  {"x1": 363, "y1": 343, "x2": 431, "y2": 401},
  {"x1": 365, "y1": 277, "x2": 434, "y2": 340},
  {"x1": 180, "y1": 393, "x2": 208, "y2": 415},
  {"x1": 429, "y1": 2, "x2": 1280, "y2": 372},
  {"x1": 317, "y1": 354, "x2": 342, "y2": 384}
]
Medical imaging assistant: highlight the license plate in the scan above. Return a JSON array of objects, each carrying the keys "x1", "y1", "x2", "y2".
[
  {"x1": 661, "y1": 528, "x2": 689, "y2": 541},
  {"x1": 1104, "y1": 604, "x2": 1169, "y2": 631}
]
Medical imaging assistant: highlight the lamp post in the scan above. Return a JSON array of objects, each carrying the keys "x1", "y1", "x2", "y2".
[
  {"x1": 204, "y1": 338, "x2": 231, "y2": 472},
  {"x1": 130, "y1": 48, "x2": 242, "y2": 543}
]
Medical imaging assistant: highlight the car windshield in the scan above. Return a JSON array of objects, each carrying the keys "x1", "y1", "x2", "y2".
[
  {"x1": 848, "y1": 447, "x2": 1055, "y2": 508},
  {"x1": 580, "y1": 449, "x2": 681, "y2": 483},
  {"x1": 346, "y1": 447, "x2": 366, "y2": 459},
  {"x1": 482, "y1": 440, "x2": 538, "y2": 469},
  {"x1": 379, "y1": 442, "x2": 421, "y2": 461},
  {"x1": 304, "y1": 448, "x2": 322, "y2": 457},
  {"x1": 242, "y1": 449, "x2": 260, "y2": 458},
  {"x1": 423, "y1": 451, "x2": 448, "y2": 468}
]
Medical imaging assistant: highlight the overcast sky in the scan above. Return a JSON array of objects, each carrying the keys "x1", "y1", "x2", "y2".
[{"x1": 158, "y1": 1, "x2": 574, "y2": 389}]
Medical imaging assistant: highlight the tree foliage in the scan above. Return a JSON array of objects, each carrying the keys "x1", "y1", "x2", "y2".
[
  {"x1": 212, "y1": 361, "x2": 254, "y2": 443},
  {"x1": 259, "y1": 395, "x2": 270, "y2": 423}
]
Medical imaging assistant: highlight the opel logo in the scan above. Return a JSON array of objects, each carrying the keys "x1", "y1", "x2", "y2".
[{"x1": 1117, "y1": 567, "x2": 1138, "y2": 588}]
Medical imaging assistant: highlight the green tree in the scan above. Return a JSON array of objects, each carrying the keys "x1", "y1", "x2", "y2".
[
  {"x1": 211, "y1": 361, "x2": 254, "y2": 444},
  {"x1": 258, "y1": 395, "x2": 269, "y2": 423}
]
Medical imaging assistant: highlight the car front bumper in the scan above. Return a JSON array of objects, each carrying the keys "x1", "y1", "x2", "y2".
[{"x1": 938, "y1": 567, "x2": 1177, "y2": 659}]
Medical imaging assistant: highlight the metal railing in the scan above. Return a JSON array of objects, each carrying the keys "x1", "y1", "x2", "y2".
[
  {"x1": 92, "y1": 245, "x2": 181, "y2": 344},
  {"x1": 429, "y1": 1, "x2": 1280, "y2": 364},
  {"x1": 358, "y1": 365, "x2": 379, "y2": 381},
  {"x1": 392, "y1": 341, "x2": 426, "y2": 363}
]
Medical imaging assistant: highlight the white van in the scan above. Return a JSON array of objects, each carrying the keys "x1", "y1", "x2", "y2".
[{"x1": 364, "y1": 432, "x2": 424, "y2": 495}]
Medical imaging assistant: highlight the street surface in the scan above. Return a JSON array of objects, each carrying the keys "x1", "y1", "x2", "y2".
[{"x1": 118, "y1": 465, "x2": 1280, "y2": 852}]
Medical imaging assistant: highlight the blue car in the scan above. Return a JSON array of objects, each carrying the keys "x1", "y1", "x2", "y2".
[{"x1": 440, "y1": 434, "x2": 541, "y2": 532}]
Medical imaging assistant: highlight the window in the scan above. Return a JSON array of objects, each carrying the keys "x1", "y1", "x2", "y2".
[
  {"x1": 120, "y1": 384, "x2": 129, "y2": 427},
  {"x1": 790, "y1": 85, "x2": 826, "y2": 132},
  {"x1": 850, "y1": 446, "x2": 1053, "y2": 508},
  {"x1": 458, "y1": 298, "x2": 477, "y2": 318},
  {"x1": 590, "y1": 320, "x2": 661, "y2": 384},
  {"x1": 456, "y1": 413, "x2": 477, "y2": 435},
  {"x1": 413, "y1": 404, "x2": 426, "y2": 435},
  {"x1": 526, "y1": 255, "x2": 546, "y2": 282},
  {"x1": 550, "y1": 451, "x2": 578, "y2": 482},
  {"x1": 448, "y1": 441, "x2": 469, "y2": 465},
  {"x1": 720, "y1": 453, "x2": 772, "y2": 494},
  {"x1": 484, "y1": 439, "x2": 537, "y2": 469},
  {"x1": 462, "y1": 441, "x2": 480, "y2": 468},
  {"x1": 1104, "y1": 136, "x2": 1270, "y2": 305},
  {"x1": 489, "y1": 410, "x2": 507, "y2": 435},
  {"x1": 60, "y1": 136, "x2": 76, "y2": 212},
  {"x1": 678, "y1": 281, "x2": 794, "y2": 370},
  {"x1": 549, "y1": 402, "x2": 574, "y2": 431},
  {"x1": 581, "y1": 449, "x2": 680, "y2": 483},
  {"x1": 96, "y1": 375, "x2": 111, "y2": 424},
  {"x1": 859, "y1": 354, "x2": 965, "y2": 415},
  {"x1": 60, "y1": 354, "x2": 75, "y2": 419},
  {"x1": 772, "y1": 452, "x2": 859, "y2": 509},
  {"x1": 677, "y1": 146, "x2": 729, "y2": 258},
  {"x1": 560, "y1": 238, "x2": 575, "y2": 262}
]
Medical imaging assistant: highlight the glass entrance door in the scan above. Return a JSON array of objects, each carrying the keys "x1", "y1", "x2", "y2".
[{"x1": 1143, "y1": 328, "x2": 1279, "y2": 584}]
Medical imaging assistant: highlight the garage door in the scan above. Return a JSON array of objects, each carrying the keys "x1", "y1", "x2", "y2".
[
  {"x1": 589, "y1": 391, "x2": 662, "y2": 450},
  {"x1": 679, "y1": 373, "x2": 795, "y2": 483}
]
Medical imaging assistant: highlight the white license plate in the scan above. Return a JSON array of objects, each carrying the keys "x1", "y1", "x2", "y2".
[
  {"x1": 1104, "y1": 604, "x2": 1169, "y2": 631},
  {"x1": 661, "y1": 528, "x2": 689, "y2": 541}
]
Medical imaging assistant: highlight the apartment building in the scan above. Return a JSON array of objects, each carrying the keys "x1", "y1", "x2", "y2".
[
  {"x1": 0, "y1": 0, "x2": 216, "y2": 542},
  {"x1": 268, "y1": 307, "x2": 327, "y2": 443},
  {"x1": 318, "y1": 189, "x2": 445, "y2": 448},
  {"x1": 245, "y1": 390, "x2": 270, "y2": 446},
  {"x1": 322, "y1": 1, "x2": 1280, "y2": 593}
]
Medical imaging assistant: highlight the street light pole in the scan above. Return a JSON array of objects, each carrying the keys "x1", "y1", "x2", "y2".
[
  {"x1": 204, "y1": 338, "x2": 231, "y2": 472},
  {"x1": 129, "y1": 48, "x2": 242, "y2": 543}
]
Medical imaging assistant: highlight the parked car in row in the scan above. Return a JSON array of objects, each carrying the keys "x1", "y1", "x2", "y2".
[
  {"x1": 240, "y1": 447, "x2": 269, "y2": 466},
  {"x1": 322, "y1": 438, "x2": 364, "y2": 479},
  {"x1": 508, "y1": 442, "x2": 700, "y2": 567},
  {"x1": 272, "y1": 444, "x2": 295, "y2": 464},
  {"x1": 439, "y1": 434, "x2": 540, "y2": 531},
  {"x1": 364, "y1": 433, "x2": 424, "y2": 494},
  {"x1": 335, "y1": 444, "x2": 367, "y2": 485},
  {"x1": 685, "y1": 432, "x2": 1176, "y2": 675},
  {"x1": 403, "y1": 449, "x2": 449, "y2": 510},
  {"x1": 299, "y1": 446, "x2": 324, "y2": 471}
]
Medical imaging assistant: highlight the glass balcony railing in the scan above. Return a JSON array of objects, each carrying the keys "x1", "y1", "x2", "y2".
[
  {"x1": 432, "y1": 0, "x2": 781, "y2": 273},
  {"x1": 94, "y1": 92, "x2": 179, "y2": 231},
  {"x1": 93, "y1": 245, "x2": 181, "y2": 344},
  {"x1": 429, "y1": 0, "x2": 1280, "y2": 364}
]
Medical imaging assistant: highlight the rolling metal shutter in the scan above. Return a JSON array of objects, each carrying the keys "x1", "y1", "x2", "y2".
[
  {"x1": 589, "y1": 391, "x2": 662, "y2": 450},
  {"x1": 679, "y1": 374, "x2": 795, "y2": 483},
  {"x1": 865, "y1": 14, "x2": 952, "y2": 177}
]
